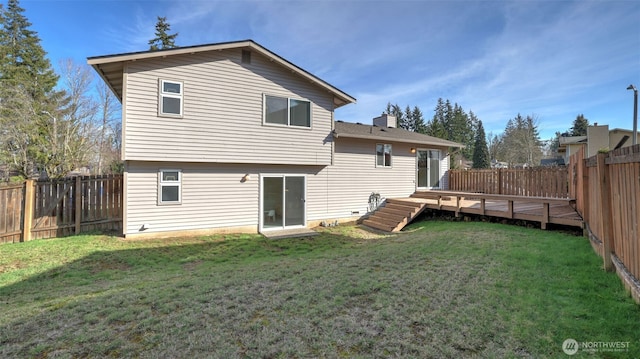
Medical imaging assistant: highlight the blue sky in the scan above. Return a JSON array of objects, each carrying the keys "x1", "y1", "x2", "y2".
[{"x1": 20, "y1": 0, "x2": 640, "y2": 140}]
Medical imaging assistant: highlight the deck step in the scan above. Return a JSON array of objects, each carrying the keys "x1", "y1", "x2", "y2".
[
  {"x1": 362, "y1": 197, "x2": 429, "y2": 233},
  {"x1": 362, "y1": 219, "x2": 395, "y2": 232}
]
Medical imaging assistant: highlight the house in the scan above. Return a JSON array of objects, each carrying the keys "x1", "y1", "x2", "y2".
[
  {"x1": 88, "y1": 40, "x2": 463, "y2": 238},
  {"x1": 558, "y1": 123, "x2": 639, "y2": 164}
]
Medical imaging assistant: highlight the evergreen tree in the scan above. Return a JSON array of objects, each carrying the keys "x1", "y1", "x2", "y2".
[
  {"x1": 411, "y1": 106, "x2": 427, "y2": 133},
  {"x1": 569, "y1": 114, "x2": 589, "y2": 136},
  {"x1": 472, "y1": 120, "x2": 490, "y2": 168},
  {"x1": 425, "y1": 98, "x2": 447, "y2": 138},
  {"x1": 0, "y1": 0, "x2": 63, "y2": 177},
  {"x1": 148, "y1": 16, "x2": 178, "y2": 51},
  {"x1": 402, "y1": 105, "x2": 412, "y2": 130}
]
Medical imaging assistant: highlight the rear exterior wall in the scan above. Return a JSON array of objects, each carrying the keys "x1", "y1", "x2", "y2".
[{"x1": 124, "y1": 138, "x2": 450, "y2": 237}]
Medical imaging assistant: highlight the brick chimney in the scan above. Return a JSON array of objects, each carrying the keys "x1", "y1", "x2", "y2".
[{"x1": 373, "y1": 114, "x2": 396, "y2": 128}]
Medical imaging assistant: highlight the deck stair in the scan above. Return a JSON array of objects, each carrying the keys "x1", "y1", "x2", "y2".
[{"x1": 362, "y1": 198, "x2": 429, "y2": 232}]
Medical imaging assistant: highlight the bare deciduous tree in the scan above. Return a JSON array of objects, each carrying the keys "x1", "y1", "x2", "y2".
[
  {"x1": 95, "y1": 80, "x2": 120, "y2": 175},
  {"x1": 0, "y1": 83, "x2": 39, "y2": 178}
]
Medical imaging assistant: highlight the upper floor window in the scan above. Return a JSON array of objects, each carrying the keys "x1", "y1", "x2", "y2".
[
  {"x1": 376, "y1": 144, "x2": 392, "y2": 167},
  {"x1": 264, "y1": 95, "x2": 311, "y2": 128},
  {"x1": 159, "y1": 80, "x2": 183, "y2": 117},
  {"x1": 158, "y1": 169, "x2": 182, "y2": 205}
]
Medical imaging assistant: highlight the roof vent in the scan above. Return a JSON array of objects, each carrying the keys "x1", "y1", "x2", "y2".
[
  {"x1": 241, "y1": 50, "x2": 251, "y2": 64},
  {"x1": 373, "y1": 114, "x2": 396, "y2": 128}
]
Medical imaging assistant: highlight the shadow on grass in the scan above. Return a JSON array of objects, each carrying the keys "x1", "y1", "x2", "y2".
[
  {"x1": 2, "y1": 222, "x2": 639, "y2": 358},
  {"x1": 0, "y1": 229, "x2": 386, "y2": 357}
]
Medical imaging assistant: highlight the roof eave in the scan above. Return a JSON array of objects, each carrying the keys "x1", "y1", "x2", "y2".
[
  {"x1": 333, "y1": 131, "x2": 465, "y2": 148},
  {"x1": 87, "y1": 40, "x2": 356, "y2": 107}
]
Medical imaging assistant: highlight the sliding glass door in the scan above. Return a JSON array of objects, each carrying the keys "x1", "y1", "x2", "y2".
[
  {"x1": 261, "y1": 175, "x2": 306, "y2": 230},
  {"x1": 417, "y1": 149, "x2": 441, "y2": 189}
]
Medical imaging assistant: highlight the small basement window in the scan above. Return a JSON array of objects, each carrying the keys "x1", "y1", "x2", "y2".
[
  {"x1": 376, "y1": 144, "x2": 392, "y2": 167},
  {"x1": 159, "y1": 79, "x2": 183, "y2": 117},
  {"x1": 158, "y1": 169, "x2": 182, "y2": 205}
]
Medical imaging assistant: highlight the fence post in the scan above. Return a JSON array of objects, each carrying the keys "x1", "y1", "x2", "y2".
[
  {"x1": 75, "y1": 176, "x2": 82, "y2": 235},
  {"x1": 22, "y1": 179, "x2": 35, "y2": 242},
  {"x1": 596, "y1": 153, "x2": 614, "y2": 271}
]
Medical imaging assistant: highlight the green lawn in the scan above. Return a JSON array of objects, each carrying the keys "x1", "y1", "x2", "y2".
[{"x1": 1, "y1": 221, "x2": 638, "y2": 358}]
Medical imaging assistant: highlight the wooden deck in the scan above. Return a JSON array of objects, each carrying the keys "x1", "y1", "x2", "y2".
[{"x1": 363, "y1": 190, "x2": 583, "y2": 232}]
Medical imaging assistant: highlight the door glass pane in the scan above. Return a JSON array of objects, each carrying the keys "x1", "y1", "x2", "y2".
[
  {"x1": 284, "y1": 176, "x2": 305, "y2": 227},
  {"x1": 417, "y1": 150, "x2": 428, "y2": 188},
  {"x1": 429, "y1": 150, "x2": 440, "y2": 188},
  {"x1": 263, "y1": 177, "x2": 283, "y2": 228}
]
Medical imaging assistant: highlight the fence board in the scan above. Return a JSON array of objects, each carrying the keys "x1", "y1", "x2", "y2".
[
  {"x1": 448, "y1": 167, "x2": 570, "y2": 198},
  {"x1": 570, "y1": 144, "x2": 640, "y2": 302},
  {"x1": 0, "y1": 184, "x2": 24, "y2": 243},
  {"x1": 0, "y1": 175, "x2": 123, "y2": 244}
]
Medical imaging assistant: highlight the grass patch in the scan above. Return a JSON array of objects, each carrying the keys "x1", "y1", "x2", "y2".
[{"x1": 1, "y1": 221, "x2": 638, "y2": 358}]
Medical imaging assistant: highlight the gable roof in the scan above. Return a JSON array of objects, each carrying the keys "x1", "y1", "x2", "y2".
[
  {"x1": 87, "y1": 39, "x2": 356, "y2": 108},
  {"x1": 333, "y1": 121, "x2": 465, "y2": 148}
]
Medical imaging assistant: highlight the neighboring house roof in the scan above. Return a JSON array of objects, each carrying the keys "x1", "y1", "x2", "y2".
[
  {"x1": 333, "y1": 121, "x2": 464, "y2": 148},
  {"x1": 87, "y1": 39, "x2": 356, "y2": 108},
  {"x1": 540, "y1": 158, "x2": 565, "y2": 166},
  {"x1": 558, "y1": 136, "x2": 587, "y2": 146}
]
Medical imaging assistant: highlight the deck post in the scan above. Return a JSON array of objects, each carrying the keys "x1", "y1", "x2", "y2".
[
  {"x1": 455, "y1": 196, "x2": 461, "y2": 217},
  {"x1": 597, "y1": 153, "x2": 614, "y2": 271},
  {"x1": 507, "y1": 200, "x2": 514, "y2": 218},
  {"x1": 542, "y1": 202, "x2": 549, "y2": 230}
]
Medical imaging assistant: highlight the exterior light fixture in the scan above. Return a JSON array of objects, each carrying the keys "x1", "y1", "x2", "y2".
[
  {"x1": 627, "y1": 84, "x2": 638, "y2": 145},
  {"x1": 410, "y1": 148, "x2": 416, "y2": 154}
]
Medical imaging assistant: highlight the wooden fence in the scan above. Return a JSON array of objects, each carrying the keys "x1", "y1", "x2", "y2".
[
  {"x1": 569, "y1": 145, "x2": 640, "y2": 303},
  {"x1": 448, "y1": 167, "x2": 570, "y2": 198},
  {"x1": 0, "y1": 175, "x2": 123, "y2": 244}
]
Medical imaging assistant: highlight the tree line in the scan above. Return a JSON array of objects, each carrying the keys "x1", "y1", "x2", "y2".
[
  {"x1": 0, "y1": 0, "x2": 178, "y2": 181},
  {"x1": 0, "y1": 0, "x2": 583, "y2": 179},
  {"x1": 384, "y1": 98, "x2": 545, "y2": 169}
]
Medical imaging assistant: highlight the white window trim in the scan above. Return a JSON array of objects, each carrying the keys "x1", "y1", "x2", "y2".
[
  {"x1": 376, "y1": 143, "x2": 393, "y2": 168},
  {"x1": 263, "y1": 94, "x2": 312, "y2": 129},
  {"x1": 158, "y1": 169, "x2": 182, "y2": 205},
  {"x1": 158, "y1": 79, "x2": 183, "y2": 117}
]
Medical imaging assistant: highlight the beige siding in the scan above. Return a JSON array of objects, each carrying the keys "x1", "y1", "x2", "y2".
[
  {"x1": 124, "y1": 140, "x2": 451, "y2": 236},
  {"x1": 323, "y1": 139, "x2": 423, "y2": 218},
  {"x1": 125, "y1": 161, "x2": 327, "y2": 236},
  {"x1": 123, "y1": 48, "x2": 334, "y2": 165}
]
